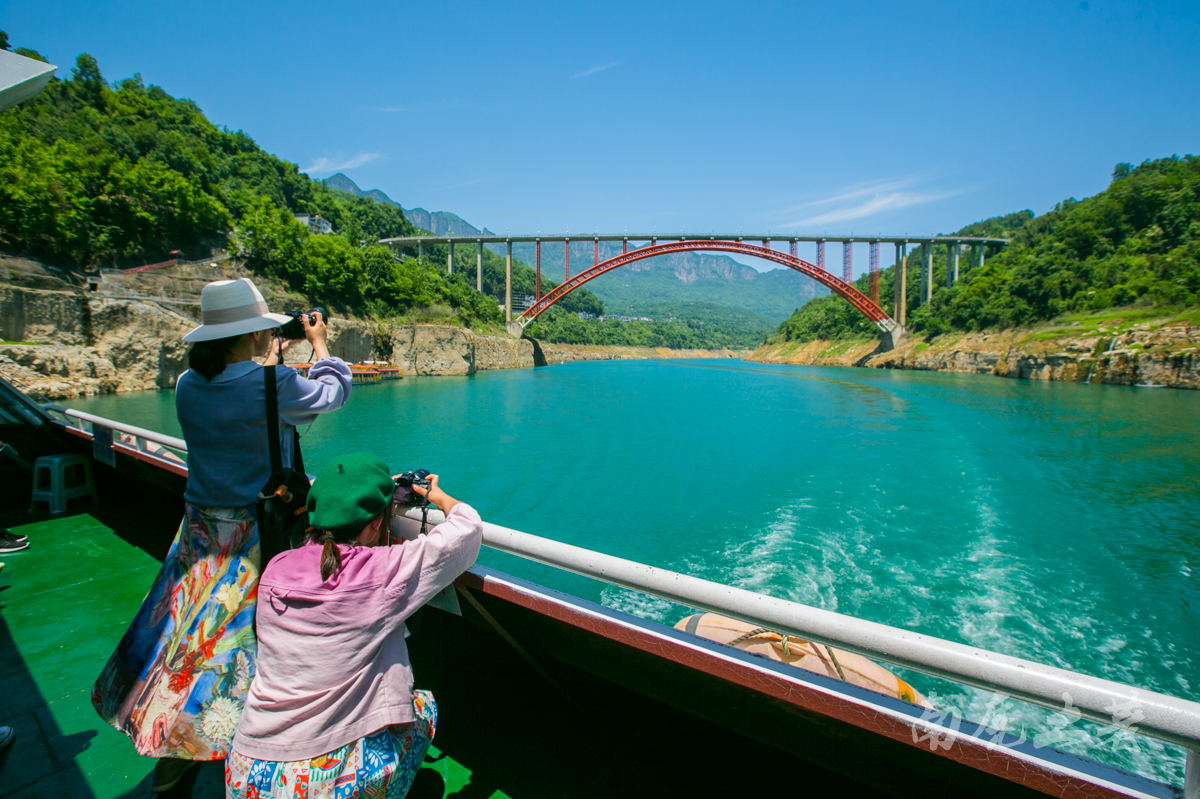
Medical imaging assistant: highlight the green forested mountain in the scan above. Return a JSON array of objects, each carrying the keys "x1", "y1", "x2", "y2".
[
  {"x1": 584, "y1": 252, "x2": 824, "y2": 323},
  {"x1": 329, "y1": 173, "x2": 826, "y2": 324},
  {"x1": 525, "y1": 302, "x2": 769, "y2": 349},
  {"x1": 0, "y1": 44, "x2": 610, "y2": 328},
  {"x1": 324, "y1": 173, "x2": 495, "y2": 238},
  {"x1": 772, "y1": 157, "x2": 1200, "y2": 343}
]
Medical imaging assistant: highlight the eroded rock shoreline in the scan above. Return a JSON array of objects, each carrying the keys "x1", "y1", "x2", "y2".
[
  {"x1": 6, "y1": 275, "x2": 1197, "y2": 398},
  {"x1": 0, "y1": 283, "x2": 745, "y2": 399},
  {"x1": 748, "y1": 323, "x2": 1200, "y2": 390}
]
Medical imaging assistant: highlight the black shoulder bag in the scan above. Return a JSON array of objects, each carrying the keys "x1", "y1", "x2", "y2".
[{"x1": 255, "y1": 365, "x2": 311, "y2": 566}]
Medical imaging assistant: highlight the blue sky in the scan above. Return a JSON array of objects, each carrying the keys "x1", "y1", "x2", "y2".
[{"x1": 5, "y1": 0, "x2": 1198, "y2": 272}]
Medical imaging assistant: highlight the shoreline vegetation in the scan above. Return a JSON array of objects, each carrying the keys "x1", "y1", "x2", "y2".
[{"x1": 768, "y1": 157, "x2": 1199, "y2": 347}]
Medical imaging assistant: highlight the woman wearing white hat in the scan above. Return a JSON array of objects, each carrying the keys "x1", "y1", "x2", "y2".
[{"x1": 91, "y1": 278, "x2": 353, "y2": 793}]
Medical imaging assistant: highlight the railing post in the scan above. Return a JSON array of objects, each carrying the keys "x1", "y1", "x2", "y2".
[
  {"x1": 1186, "y1": 749, "x2": 1198, "y2": 799},
  {"x1": 505, "y1": 240, "x2": 512, "y2": 324},
  {"x1": 476, "y1": 241, "x2": 483, "y2": 292}
]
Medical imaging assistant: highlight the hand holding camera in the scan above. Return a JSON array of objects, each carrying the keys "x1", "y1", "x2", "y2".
[
  {"x1": 393, "y1": 471, "x2": 459, "y2": 516},
  {"x1": 279, "y1": 308, "x2": 327, "y2": 341},
  {"x1": 274, "y1": 307, "x2": 330, "y2": 363}
]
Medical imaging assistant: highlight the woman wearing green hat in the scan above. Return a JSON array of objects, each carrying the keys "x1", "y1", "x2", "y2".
[{"x1": 225, "y1": 452, "x2": 482, "y2": 799}]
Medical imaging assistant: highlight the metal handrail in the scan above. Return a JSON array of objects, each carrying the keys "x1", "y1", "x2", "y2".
[
  {"x1": 34, "y1": 404, "x2": 1200, "y2": 778},
  {"x1": 397, "y1": 505, "x2": 1200, "y2": 761},
  {"x1": 44, "y1": 406, "x2": 187, "y2": 455}
]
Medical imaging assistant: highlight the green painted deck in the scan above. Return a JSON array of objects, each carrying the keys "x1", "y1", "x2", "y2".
[
  {"x1": 0, "y1": 512, "x2": 202, "y2": 797},
  {"x1": 0, "y1": 511, "x2": 493, "y2": 799}
]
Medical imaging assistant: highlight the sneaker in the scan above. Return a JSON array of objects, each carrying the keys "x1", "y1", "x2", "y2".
[
  {"x1": 0, "y1": 725, "x2": 13, "y2": 752},
  {"x1": 0, "y1": 528, "x2": 27, "y2": 543},
  {"x1": 0, "y1": 532, "x2": 28, "y2": 554}
]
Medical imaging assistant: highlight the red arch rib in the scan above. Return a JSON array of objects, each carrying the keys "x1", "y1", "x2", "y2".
[{"x1": 517, "y1": 240, "x2": 895, "y2": 331}]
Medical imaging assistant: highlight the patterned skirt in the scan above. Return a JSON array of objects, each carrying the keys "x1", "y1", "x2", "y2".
[
  {"x1": 226, "y1": 692, "x2": 437, "y2": 799},
  {"x1": 92, "y1": 503, "x2": 261, "y2": 760}
]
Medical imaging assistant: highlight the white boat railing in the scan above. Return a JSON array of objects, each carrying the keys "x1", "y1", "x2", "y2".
[
  {"x1": 45, "y1": 406, "x2": 188, "y2": 462},
  {"x1": 39, "y1": 403, "x2": 1200, "y2": 793}
]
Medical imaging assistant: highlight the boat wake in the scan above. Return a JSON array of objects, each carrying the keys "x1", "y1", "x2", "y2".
[{"x1": 601, "y1": 489, "x2": 1190, "y2": 785}]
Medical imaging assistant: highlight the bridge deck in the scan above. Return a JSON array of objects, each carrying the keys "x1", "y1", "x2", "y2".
[{"x1": 380, "y1": 233, "x2": 1011, "y2": 245}]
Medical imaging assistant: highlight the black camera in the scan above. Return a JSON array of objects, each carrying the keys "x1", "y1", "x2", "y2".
[
  {"x1": 393, "y1": 469, "x2": 432, "y2": 505},
  {"x1": 279, "y1": 307, "x2": 326, "y2": 340}
]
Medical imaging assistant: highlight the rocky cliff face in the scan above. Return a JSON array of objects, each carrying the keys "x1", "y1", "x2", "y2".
[
  {"x1": 0, "y1": 286, "x2": 536, "y2": 398},
  {"x1": 0, "y1": 289, "x2": 195, "y2": 398},
  {"x1": 322, "y1": 320, "x2": 534, "y2": 376},
  {"x1": 748, "y1": 322, "x2": 1200, "y2": 389}
]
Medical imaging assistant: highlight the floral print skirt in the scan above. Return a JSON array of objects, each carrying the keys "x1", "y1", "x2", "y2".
[
  {"x1": 226, "y1": 692, "x2": 437, "y2": 799},
  {"x1": 92, "y1": 503, "x2": 261, "y2": 760}
]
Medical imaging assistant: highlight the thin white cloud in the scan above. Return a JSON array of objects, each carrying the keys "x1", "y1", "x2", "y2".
[
  {"x1": 301, "y1": 152, "x2": 381, "y2": 174},
  {"x1": 572, "y1": 61, "x2": 620, "y2": 79},
  {"x1": 781, "y1": 178, "x2": 958, "y2": 227},
  {"x1": 789, "y1": 178, "x2": 919, "y2": 211}
]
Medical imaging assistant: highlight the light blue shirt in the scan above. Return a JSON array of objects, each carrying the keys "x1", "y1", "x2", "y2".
[{"x1": 175, "y1": 358, "x2": 352, "y2": 507}]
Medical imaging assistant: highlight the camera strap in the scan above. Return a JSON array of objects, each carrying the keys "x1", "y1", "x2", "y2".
[{"x1": 264, "y1": 365, "x2": 305, "y2": 476}]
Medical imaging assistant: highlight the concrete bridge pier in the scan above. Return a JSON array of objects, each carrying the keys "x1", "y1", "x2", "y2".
[
  {"x1": 922, "y1": 242, "x2": 934, "y2": 304},
  {"x1": 881, "y1": 323, "x2": 907, "y2": 351},
  {"x1": 418, "y1": 242, "x2": 425, "y2": 260},
  {"x1": 893, "y1": 242, "x2": 908, "y2": 327},
  {"x1": 946, "y1": 243, "x2": 960, "y2": 288},
  {"x1": 476, "y1": 241, "x2": 483, "y2": 292},
  {"x1": 447, "y1": 240, "x2": 453, "y2": 274},
  {"x1": 505, "y1": 240, "x2": 512, "y2": 324}
]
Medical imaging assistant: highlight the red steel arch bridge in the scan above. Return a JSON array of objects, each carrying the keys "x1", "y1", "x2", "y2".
[{"x1": 379, "y1": 233, "x2": 1011, "y2": 342}]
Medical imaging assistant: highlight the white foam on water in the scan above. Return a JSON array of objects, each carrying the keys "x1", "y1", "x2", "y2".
[
  {"x1": 696, "y1": 489, "x2": 1190, "y2": 786},
  {"x1": 918, "y1": 491, "x2": 1188, "y2": 785},
  {"x1": 598, "y1": 586, "x2": 678, "y2": 622}
]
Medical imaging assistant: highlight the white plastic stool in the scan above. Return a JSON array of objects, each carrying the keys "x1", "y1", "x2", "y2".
[{"x1": 30, "y1": 454, "x2": 98, "y2": 514}]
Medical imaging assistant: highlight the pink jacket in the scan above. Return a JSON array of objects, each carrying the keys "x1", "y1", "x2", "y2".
[{"x1": 231, "y1": 503, "x2": 482, "y2": 761}]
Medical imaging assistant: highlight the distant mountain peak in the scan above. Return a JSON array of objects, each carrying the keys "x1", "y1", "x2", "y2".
[{"x1": 323, "y1": 173, "x2": 494, "y2": 237}]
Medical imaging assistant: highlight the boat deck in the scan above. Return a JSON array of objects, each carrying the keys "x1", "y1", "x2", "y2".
[{"x1": 0, "y1": 502, "x2": 874, "y2": 798}]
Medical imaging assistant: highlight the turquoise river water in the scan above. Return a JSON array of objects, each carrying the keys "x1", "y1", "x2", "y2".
[{"x1": 61, "y1": 360, "x2": 1199, "y2": 784}]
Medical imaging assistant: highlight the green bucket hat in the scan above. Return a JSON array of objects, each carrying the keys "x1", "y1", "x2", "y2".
[{"x1": 307, "y1": 452, "x2": 394, "y2": 533}]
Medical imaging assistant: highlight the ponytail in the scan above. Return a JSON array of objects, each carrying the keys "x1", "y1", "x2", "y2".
[
  {"x1": 319, "y1": 533, "x2": 342, "y2": 581},
  {"x1": 312, "y1": 510, "x2": 389, "y2": 581}
]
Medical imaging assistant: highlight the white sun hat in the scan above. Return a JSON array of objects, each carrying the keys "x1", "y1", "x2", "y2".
[{"x1": 182, "y1": 278, "x2": 293, "y2": 342}]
